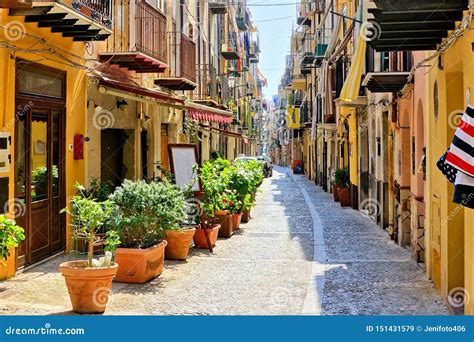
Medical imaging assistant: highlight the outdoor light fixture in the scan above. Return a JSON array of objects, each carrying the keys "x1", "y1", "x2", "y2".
[{"x1": 117, "y1": 99, "x2": 128, "y2": 111}]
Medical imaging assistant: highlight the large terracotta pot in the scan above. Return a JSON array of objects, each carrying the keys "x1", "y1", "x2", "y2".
[
  {"x1": 215, "y1": 211, "x2": 234, "y2": 238},
  {"x1": 332, "y1": 184, "x2": 340, "y2": 202},
  {"x1": 338, "y1": 187, "x2": 350, "y2": 207},
  {"x1": 164, "y1": 228, "x2": 196, "y2": 260},
  {"x1": 59, "y1": 261, "x2": 118, "y2": 314},
  {"x1": 194, "y1": 224, "x2": 220, "y2": 248},
  {"x1": 233, "y1": 213, "x2": 243, "y2": 230},
  {"x1": 241, "y1": 208, "x2": 251, "y2": 223},
  {"x1": 114, "y1": 240, "x2": 167, "y2": 284}
]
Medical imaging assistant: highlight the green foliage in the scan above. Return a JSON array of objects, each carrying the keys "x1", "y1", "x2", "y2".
[
  {"x1": 218, "y1": 190, "x2": 241, "y2": 214},
  {"x1": 199, "y1": 158, "x2": 231, "y2": 218},
  {"x1": 110, "y1": 180, "x2": 187, "y2": 249},
  {"x1": 0, "y1": 215, "x2": 25, "y2": 267},
  {"x1": 154, "y1": 161, "x2": 175, "y2": 183},
  {"x1": 31, "y1": 165, "x2": 59, "y2": 200},
  {"x1": 334, "y1": 168, "x2": 350, "y2": 189},
  {"x1": 199, "y1": 158, "x2": 264, "y2": 217},
  {"x1": 62, "y1": 191, "x2": 118, "y2": 268},
  {"x1": 75, "y1": 178, "x2": 114, "y2": 202}
]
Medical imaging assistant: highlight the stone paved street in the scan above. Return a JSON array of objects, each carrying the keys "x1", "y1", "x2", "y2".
[{"x1": 0, "y1": 167, "x2": 449, "y2": 315}]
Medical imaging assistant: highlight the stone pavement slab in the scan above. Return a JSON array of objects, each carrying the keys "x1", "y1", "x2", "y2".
[{"x1": 0, "y1": 167, "x2": 448, "y2": 315}]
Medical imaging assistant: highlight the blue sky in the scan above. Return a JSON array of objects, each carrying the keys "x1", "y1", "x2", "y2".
[{"x1": 249, "y1": 1, "x2": 298, "y2": 100}]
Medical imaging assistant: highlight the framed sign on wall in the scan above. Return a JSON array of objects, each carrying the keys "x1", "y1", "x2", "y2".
[{"x1": 168, "y1": 144, "x2": 200, "y2": 191}]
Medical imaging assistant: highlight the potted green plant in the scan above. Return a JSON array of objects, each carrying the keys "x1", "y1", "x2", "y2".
[
  {"x1": 163, "y1": 186, "x2": 196, "y2": 261},
  {"x1": 59, "y1": 193, "x2": 120, "y2": 314},
  {"x1": 223, "y1": 163, "x2": 254, "y2": 229},
  {"x1": 196, "y1": 159, "x2": 228, "y2": 247},
  {"x1": 0, "y1": 215, "x2": 25, "y2": 269},
  {"x1": 217, "y1": 189, "x2": 241, "y2": 235},
  {"x1": 110, "y1": 180, "x2": 186, "y2": 283},
  {"x1": 334, "y1": 167, "x2": 350, "y2": 207},
  {"x1": 154, "y1": 164, "x2": 198, "y2": 260},
  {"x1": 238, "y1": 160, "x2": 264, "y2": 222}
]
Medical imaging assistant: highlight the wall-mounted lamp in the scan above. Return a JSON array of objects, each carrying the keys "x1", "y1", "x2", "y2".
[{"x1": 117, "y1": 99, "x2": 128, "y2": 111}]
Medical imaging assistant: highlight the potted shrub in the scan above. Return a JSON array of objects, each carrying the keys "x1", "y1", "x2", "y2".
[
  {"x1": 0, "y1": 215, "x2": 25, "y2": 268},
  {"x1": 110, "y1": 180, "x2": 186, "y2": 283},
  {"x1": 223, "y1": 163, "x2": 255, "y2": 229},
  {"x1": 59, "y1": 194, "x2": 120, "y2": 314},
  {"x1": 195, "y1": 159, "x2": 227, "y2": 248},
  {"x1": 238, "y1": 160, "x2": 264, "y2": 223},
  {"x1": 334, "y1": 168, "x2": 350, "y2": 207},
  {"x1": 163, "y1": 189, "x2": 196, "y2": 261}
]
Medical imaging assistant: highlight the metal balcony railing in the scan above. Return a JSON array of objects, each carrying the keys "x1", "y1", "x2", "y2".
[
  {"x1": 16, "y1": 0, "x2": 113, "y2": 28},
  {"x1": 180, "y1": 34, "x2": 196, "y2": 82},
  {"x1": 135, "y1": 1, "x2": 167, "y2": 62}
]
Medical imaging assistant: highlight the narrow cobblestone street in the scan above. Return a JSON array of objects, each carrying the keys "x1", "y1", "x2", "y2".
[{"x1": 0, "y1": 167, "x2": 449, "y2": 315}]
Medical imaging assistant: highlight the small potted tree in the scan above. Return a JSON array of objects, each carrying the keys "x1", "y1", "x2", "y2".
[
  {"x1": 110, "y1": 180, "x2": 186, "y2": 283},
  {"x1": 163, "y1": 187, "x2": 196, "y2": 261},
  {"x1": 0, "y1": 215, "x2": 25, "y2": 274},
  {"x1": 59, "y1": 194, "x2": 120, "y2": 314},
  {"x1": 195, "y1": 159, "x2": 225, "y2": 248},
  {"x1": 334, "y1": 168, "x2": 350, "y2": 207}
]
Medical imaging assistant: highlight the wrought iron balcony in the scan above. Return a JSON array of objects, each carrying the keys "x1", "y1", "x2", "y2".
[
  {"x1": 236, "y1": 6, "x2": 250, "y2": 31},
  {"x1": 155, "y1": 33, "x2": 197, "y2": 91},
  {"x1": 100, "y1": 0, "x2": 167, "y2": 73},
  {"x1": 2, "y1": 0, "x2": 113, "y2": 41},
  {"x1": 368, "y1": 0, "x2": 469, "y2": 51}
]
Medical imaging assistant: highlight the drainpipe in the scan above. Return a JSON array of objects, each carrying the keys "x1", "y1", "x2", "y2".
[{"x1": 388, "y1": 97, "x2": 396, "y2": 240}]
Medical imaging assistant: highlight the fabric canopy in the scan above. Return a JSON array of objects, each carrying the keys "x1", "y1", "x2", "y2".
[
  {"x1": 339, "y1": 31, "x2": 367, "y2": 102},
  {"x1": 187, "y1": 102, "x2": 234, "y2": 124}
]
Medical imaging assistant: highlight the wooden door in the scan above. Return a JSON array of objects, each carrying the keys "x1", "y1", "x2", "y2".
[
  {"x1": 101, "y1": 129, "x2": 126, "y2": 188},
  {"x1": 15, "y1": 105, "x2": 65, "y2": 266}
]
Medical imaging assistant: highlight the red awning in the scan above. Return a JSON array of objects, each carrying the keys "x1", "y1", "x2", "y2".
[
  {"x1": 98, "y1": 78, "x2": 185, "y2": 105},
  {"x1": 187, "y1": 102, "x2": 234, "y2": 124}
]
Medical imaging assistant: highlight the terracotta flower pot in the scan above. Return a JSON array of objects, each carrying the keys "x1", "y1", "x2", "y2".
[
  {"x1": 338, "y1": 187, "x2": 350, "y2": 207},
  {"x1": 194, "y1": 224, "x2": 221, "y2": 248},
  {"x1": 59, "y1": 261, "x2": 118, "y2": 314},
  {"x1": 332, "y1": 184, "x2": 340, "y2": 202},
  {"x1": 164, "y1": 227, "x2": 196, "y2": 260},
  {"x1": 215, "y1": 212, "x2": 234, "y2": 238},
  {"x1": 241, "y1": 208, "x2": 251, "y2": 223},
  {"x1": 233, "y1": 213, "x2": 243, "y2": 230},
  {"x1": 114, "y1": 240, "x2": 167, "y2": 284}
]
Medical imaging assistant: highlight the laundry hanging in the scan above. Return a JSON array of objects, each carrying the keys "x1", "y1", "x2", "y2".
[{"x1": 437, "y1": 105, "x2": 474, "y2": 209}]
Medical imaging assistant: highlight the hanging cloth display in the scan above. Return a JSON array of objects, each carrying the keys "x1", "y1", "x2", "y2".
[{"x1": 437, "y1": 105, "x2": 474, "y2": 209}]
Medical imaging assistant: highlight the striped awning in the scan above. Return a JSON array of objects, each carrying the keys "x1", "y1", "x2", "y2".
[{"x1": 339, "y1": 32, "x2": 367, "y2": 102}]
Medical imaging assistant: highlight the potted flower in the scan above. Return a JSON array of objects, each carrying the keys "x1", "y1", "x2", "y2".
[
  {"x1": 0, "y1": 215, "x2": 25, "y2": 270},
  {"x1": 216, "y1": 190, "x2": 240, "y2": 237},
  {"x1": 334, "y1": 168, "x2": 350, "y2": 207},
  {"x1": 59, "y1": 194, "x2": 120, "y2": 314},
  {"x1": 110, "y1": 180, "x2": 186, "y2": 283}
]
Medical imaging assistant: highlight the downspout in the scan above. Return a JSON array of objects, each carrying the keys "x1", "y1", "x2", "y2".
[{"x1": 388, "y1": 97, "x2": 396, "y2": 240}]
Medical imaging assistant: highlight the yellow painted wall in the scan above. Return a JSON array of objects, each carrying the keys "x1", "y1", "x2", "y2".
[
  {"x1": 0, "y1": 11, "x2": 87, "y2": 277},
  {"x1": 426, "y1": 30, "x2": 472, "y2": 301}
]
